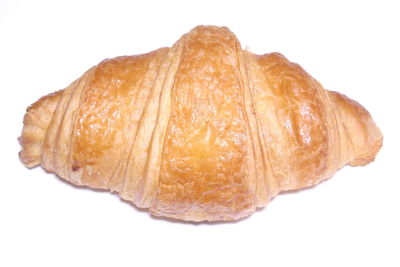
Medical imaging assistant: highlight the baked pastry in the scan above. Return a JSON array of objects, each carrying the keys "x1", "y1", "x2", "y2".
[{"x1": 19, "y1": 26, "x2": 382, "y2": 222}]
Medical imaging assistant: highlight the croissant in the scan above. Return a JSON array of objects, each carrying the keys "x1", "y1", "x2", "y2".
[{"x1": 19, "y1": 26, "x2": 382, "y2": 222}]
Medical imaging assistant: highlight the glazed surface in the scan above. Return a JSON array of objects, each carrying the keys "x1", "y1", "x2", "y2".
[{"x1": 19, "y1": 26, "x2": 382, "y2": 221}]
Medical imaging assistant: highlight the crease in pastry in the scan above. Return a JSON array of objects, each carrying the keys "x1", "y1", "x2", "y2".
[
  {"x1": 119, "y1": 49, "x2": 171, "y2": 203},
  {"x1": 140, "y1": 36, "x2": 187, "y2": 207},
  {"x1": 67, "y1": 69, "x2": 97, "y2": 185},
  {"x1": 236, "y1": 42, "x2": 269, "y2": 207},
  {"x1": 243, "y1": 51, "x2": 281, "y2": 198},
  {"x1": 109, "y1": 49, "x2": 168, "y2": 193},
  {"x1": 19, "y1": 25, "x2": 383, "y2": 222}
]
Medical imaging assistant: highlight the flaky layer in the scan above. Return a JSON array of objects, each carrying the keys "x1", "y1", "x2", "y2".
[{"x1": 19, "y1": 26, "x2": 383, "y2": 222}]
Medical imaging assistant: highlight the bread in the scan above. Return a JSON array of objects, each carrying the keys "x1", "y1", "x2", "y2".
[{"x1": 19, "y1": 25, "x2": 383, "y2": 222}]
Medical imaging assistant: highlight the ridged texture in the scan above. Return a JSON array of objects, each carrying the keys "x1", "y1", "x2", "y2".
[{"x1": 19, "y1": 26, "x2": 383, "y2": 222}]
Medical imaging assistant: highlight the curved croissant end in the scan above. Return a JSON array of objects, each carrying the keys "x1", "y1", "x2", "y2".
[
  {"x1": 328, "y1": 91, "x2": 383, "y2": 166},
  {"x1": 19, "y1": 90, "x2": 63, "y2": 168},
  {"x1": 19, "y1": 26, "x2": 382, "y2": 222}
]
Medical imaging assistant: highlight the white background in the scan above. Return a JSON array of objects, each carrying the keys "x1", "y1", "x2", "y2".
[{"x1": 1, "y1": 0, "x2": 399, "y2": 266}]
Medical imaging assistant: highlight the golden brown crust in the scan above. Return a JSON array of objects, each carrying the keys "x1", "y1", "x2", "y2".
[
  {"x1": 19, "y1": 25, "x2": 383, "y2": 222},
  {"x1": 72, "y1": 51, "x2": 160, "y2": 189},
  {"x1": 254, "y1": 53, "x2": 331, "y2": 190},
  {"x1": 152, "y1": 26, "x2": 254, "y2": 221}
]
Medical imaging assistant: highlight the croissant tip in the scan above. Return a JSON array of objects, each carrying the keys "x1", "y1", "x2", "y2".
[
  {"x1": 18, "y1": 150, "x2": 39, "y2": 168},
  {"x1": 19, "y1": 90, "x2": 63, "y2": 170},
  {"x1": 349, "y1": 135, "x2": 383, "y2": 167}
]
